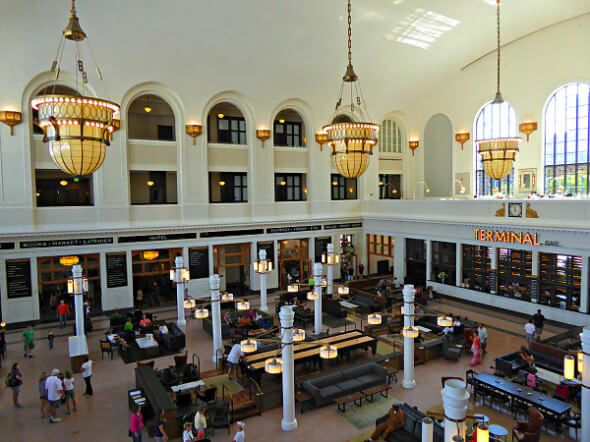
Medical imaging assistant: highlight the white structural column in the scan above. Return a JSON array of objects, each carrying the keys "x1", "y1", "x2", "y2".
[
  {"x1": 210, "y1": 274, "x2": 223, "y2": 363},
  {"x1": 174, "y1": 256, "x2": 186, "y2": 326},
  {"x1": 425, "y1": 240, "x2": 432, "y2": 283},
  {"x1": 581, "y1": 327, "x2": 590, "y2": 442},
  {"x1": 313, "y1": 262, "x2": 323, "y2": 335},
  {"x1": 280, "y1": 305, "x2": 298, "y2": 431},
  {"x1": 422, "y1": 417, "x2": 434, "y2": 442},
  {"x1": 402, "y1": 284, "x2": 416, "y2": 389},
  {"x1": 72, "y1": 264, "x2": 85, "y2": 337},
  {"x1": 441, "y1": 379, "x2": 470, "y2": 442},
  {"x1": 580, "y1": 257, "x2": 589, "y2": 313},
  {"x1": 455, "y1": 243, "x2": 462, "y2": 287},
  {"x1": 531, "y1": 251, "x2": 539, "y2": 303},
  {"x1": 490, "y1": 246, "x2": 498, "y2": 295},
  {"x1": 326, "y1": 243, "x2": 335, "y2": 296},
  {"x1": 394, "y1": 235, "x2": 406, "y2": 284},
  {"x1": 258, "y1": 249, "x2": 269, "y2": 312}
]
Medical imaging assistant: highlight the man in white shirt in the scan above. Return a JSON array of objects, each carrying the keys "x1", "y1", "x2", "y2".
[
  {"x1": 81, "y1": 356, "x2": 93, "y2": 396},
  {"x1": 227, "y1": 343, "x2": 244, "y2": 381},
  {"x1": 233, "y1": 421, "x2": 245, "y2": 442},
  {"x1": 478, "y1": 324, "x2": 488, "y2": 353},
  {"x1": 524, "y1": 319, "x2": 536, "y2": 348},
  {"x1": 45, "y1": 368, "x2": 64, "y2": 423}
]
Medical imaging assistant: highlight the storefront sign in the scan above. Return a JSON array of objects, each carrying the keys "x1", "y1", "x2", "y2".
[
  {"x1": 0, "y1": 242, "x2": 15, "y2": 249},
  {"x1": 324, "y1": 222, "x2": 362, "y2": 230},
  {"x1": 118, "y1": 233, "x2": 196, "y2": 243},
  {"x1": 6, "y1": 259, "x2": 32, "y2": 298},
  {"x1": 200, "y1": 229, "x2": 263, "y2": 238},
  {"x1": 473, "y1": 229, "x2": 541, "y2": 246},
  {"x1": 106, "y1": 253, "x2": 128, "y2": 288},
  {"x1": 20, "y1": 237, "x2": 113, "y2": 249},
  {"x1": 267, "y1": 225, "x2": 322, "y2": 234}
]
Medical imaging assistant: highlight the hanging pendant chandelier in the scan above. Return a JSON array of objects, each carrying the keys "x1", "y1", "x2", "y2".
[
  {"x1": 476, "y1": 0, "x2": 521, "y2": 181},
  {"x1": 31, "y1": 0, "x2": 119, "y2": 177},
  {"x1": 323, "y1": 0, "x2": 379, "y2": 179}
]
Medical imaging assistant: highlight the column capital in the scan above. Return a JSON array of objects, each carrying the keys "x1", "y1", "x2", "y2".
[
  {"x1": 279, "y1": 305, "x2": 295, "y2": 327},
  {"x1": 209, "y1": 274, "x2": 220, "y2": 290},
  {"x1": 403, "y1": 284, "x2": 415, "y2": 302},
  {"x1": 258, "y1": 248, "x2": 267, "y2": 260},
  {"x1": 313, "y1": 262, "x2": 323, "y2": 277},
  {"x1": 72, "y1": 264, "x2": 83, "y2": 276},
  {"x1": 175, "y1": 255, "x2": 184, "y2": 267}
]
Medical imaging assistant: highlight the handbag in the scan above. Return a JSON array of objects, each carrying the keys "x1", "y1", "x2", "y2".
[{"x1": 128, "y1": 429, "x2": 133, "y2": 437}]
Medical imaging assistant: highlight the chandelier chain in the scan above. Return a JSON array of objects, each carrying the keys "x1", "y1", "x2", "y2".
[
  {"x1": 347, "y1": 0, "x2": 352, "y2": 66},
  {"x1": 496, "y1": 0, "x2": 501, "y2": 97}
]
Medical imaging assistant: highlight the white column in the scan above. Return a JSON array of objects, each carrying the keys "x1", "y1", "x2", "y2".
[
  {"x1": 426, "y1": 240, "x2": 432, "y2": 283},
  {"x1": 531, "y1": 251, "x2": 539, "y2": 304},
  {"x1": 326, "y1": 243, "x2": 334, "y2": 296},
  {"x1": 422, "y1": 417, "x2": 434, "y2": 442},
  {"x1": 441, "y1": 379, "x2": 470, "y2": 442},
  {"x1": 490, "y1": 246, "x2": 498, "y2": 295},
  {"x1": 210, "y1": 274, "x2": 223, "y2": 363},
  {"x1": 175, "y1": 256, "x2": 186, "y2": 326},
  {"x1": 394, "y1": 235, "x2": 406, "y2": 284},
  {"x1": 280, "y1": 305, "x2": 298, "y2": 431},
  {"x1": 72, "y1": 264, "x2": 85, "y2": 337},
  {"x1": 581, "y1": 327, "x2": 590, "y2": 442},
  {"x1": 455, "y1": 243, "x2": 462, "y2": 287},
  {"x1": 403, "y1": 284, "x2": 416, "y2": 389},
  {"x1": 258, "y1": 249, "x2": 268, "y2": 312},
  {"x1": 313, "y1": 262, "x2": 323, "y2": 335},
  {"x1": 580, "y1": 257, "x2": 589, "y2": 313}
]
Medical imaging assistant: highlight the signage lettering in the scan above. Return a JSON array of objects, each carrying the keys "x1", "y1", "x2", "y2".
[
  {"x1": 324, "y1": 222, "x2": 363, "y2": 230},
  {"x1": 20, "y1": 237, "x2": 113, "y2": 249},
  {"x1": 118, "y1": 233, "x2": 197, "y2": 243},
  {"x1": 473, "y1": 229, "x2": 540, "y2": 246},
  {"x1": 267, "y1": 225, "x2": 322, "y2": 234}
]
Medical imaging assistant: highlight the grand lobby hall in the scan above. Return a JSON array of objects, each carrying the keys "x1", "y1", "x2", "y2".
[{"x1": 0, "y1": 1, "x2": 589, "y2": 441}]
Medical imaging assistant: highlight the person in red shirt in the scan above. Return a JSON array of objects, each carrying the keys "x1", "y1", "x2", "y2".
[
  {"x1": 57, "y1": 300, "x2": 69, "y2": 329},
  {"x1": 139, "y1": 314, "x2": 152, "y2": 329}
]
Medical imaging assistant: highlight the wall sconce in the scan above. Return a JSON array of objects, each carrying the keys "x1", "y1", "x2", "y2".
[
  {"x1": 0, "y1": 110, "x2": 22, "y2": 136},
  {"x1": 409, "y1": 139, "x2": 420, "y2": 156},
  {"x1": 455, "y1": 132, "x2": 470, "y2": 150},
  {"x1": 256, "y1": 129, "x2": 271, "y2": 148},
  {"x1": 519, "y1": 122, "x2": 538, "y2": 142},
  {"x1": 185, "y1": 124, "x2": 202, "y2": 145},
  {"x1": 108, "y1": 118, "x2": 120, "y2": 141},
  {"x1": 315, "y1": 132, "x2": 328, "y2": 151}
]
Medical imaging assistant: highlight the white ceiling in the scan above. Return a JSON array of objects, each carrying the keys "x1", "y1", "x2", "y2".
[{"x1": 1, "y1": 0, "x2": 589, "y2": 122}]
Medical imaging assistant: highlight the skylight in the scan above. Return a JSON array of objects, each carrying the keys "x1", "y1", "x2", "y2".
[{"x1": 386, "y1": 9, "x2": 460, "y2": 50}]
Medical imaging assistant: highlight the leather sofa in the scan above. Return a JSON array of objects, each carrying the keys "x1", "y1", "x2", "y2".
[
  {"x1": 160, "y1": 323, "x2": 186, "y2": 351},
  {"x1": 323, "y1": 297, "x2": 347, "y2": 318},
  {"x1": 302, "y1": 362, "x2": 386, "y2": 407},
  {"x1": 495, "y1": 351, "x2": 527, "y2": 377},
  {"x1": 530, "y1": 342, "x2": 576, "y2": 375},
  {"x1": 376, "y1": 402, "x2": 443, "y2": 442},
  {"x1": 202, "y1": 310, "x2": 274, "y2": 338}
]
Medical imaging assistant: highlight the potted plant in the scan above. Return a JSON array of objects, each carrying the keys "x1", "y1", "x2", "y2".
[{"x1": 437, "y1": 271, "x2": 448, "y2": 284}]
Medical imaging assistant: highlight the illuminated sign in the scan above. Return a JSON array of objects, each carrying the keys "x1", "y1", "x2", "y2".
[{"x1": 473, "y1": 229, "x2": 541, "y2": 246}]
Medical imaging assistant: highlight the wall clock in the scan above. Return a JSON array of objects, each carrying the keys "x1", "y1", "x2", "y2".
[{"x1": 508, "y1": 202, "x2": 523, "y2": 217}]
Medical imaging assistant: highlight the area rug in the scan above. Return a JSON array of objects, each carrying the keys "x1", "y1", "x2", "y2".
[
  {"x1": 345, "y1": 430, "x2": 373, "y2": 442},
  {"x1": 324, "y1": 315, "x2": 356, "y2": 329},
  {"x1": 335, "y1": 394, "x2": 401, "y2": 430},
  {"x1": 119, "y1": 345, "x2": 182, "y2": 364},
  {"x1": 201, "y1": 373, "x2": 244, "y2": 396}
]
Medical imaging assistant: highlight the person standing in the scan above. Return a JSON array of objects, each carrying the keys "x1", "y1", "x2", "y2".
[
  {"x1": 39, "y1": 371, "x2": 49, "y2": 417},
  {"x1": 194, "y1": 405, "x2": 207, "y2": 435},
  {"x1": 48, "y1": 331, "x2": 54, "y2": 349},
  {"x1": 63, "y1": 370, "x2": 77, "y2": 414},
  {"x1": 470, "y1": 331, "x2": 482, "y2": 367},
  {"x1": 154, "y1": 409, "x2": 168, "y2": 442},
  {"x1": 358, "y1": 263, "x2": 365, "y2": 279},
  {"x1": 81, "y1": 356, "x2": 93, "y2": 396},
  {"x1": 233, "y1": 421, "x2": 245, "y2": 442},
  {"x1": 478, "y1": 324, "x2": 488, "y2": 354},
  {"x1": 57, "y1": 300, "x2": 69, "y2": 329},
  {"x1": 22, "y1": 325, "x2": 35, "y2": 358},
  {"x1": 130, "y1": 405, "x2": 143, "y2": 442},
  {"x1": 227, "y1": 343, "x2": 244, "y2": 381},
  {"x1": 532, "y1": 309, "x2": 545, "y2": 341},
  {"x1": 8, "y1": 362, "x2": 23, "y2": 408},
  {"x1": 45, "y1": 368, "x2": 64, "y2": 423},
  {"x1": 524, "y1": 318, "x2": 536, "y2": 348}
]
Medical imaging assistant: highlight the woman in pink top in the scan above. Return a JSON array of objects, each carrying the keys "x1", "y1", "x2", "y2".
[{"x1": 130, "y1": 405, "x2": 143, "y2": 442}]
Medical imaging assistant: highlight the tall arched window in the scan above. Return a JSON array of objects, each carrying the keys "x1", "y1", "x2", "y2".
[
  {"x1": 474, "y1": 101, "x2": 516, "y2": 196},
  {"x1": 544, "y1": 82, "x2": 590, "y2": 195},
  {"x1": 380, "y1": 119, "x2": 402, "y2": 153}
]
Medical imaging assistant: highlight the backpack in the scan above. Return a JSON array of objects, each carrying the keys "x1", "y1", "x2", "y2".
[
  {"x1": 5, "y1": 372, "x2": 15, "y2": 388},
  {"x1": 526, "y1": 373, "x2": 537, "y2": 388}
]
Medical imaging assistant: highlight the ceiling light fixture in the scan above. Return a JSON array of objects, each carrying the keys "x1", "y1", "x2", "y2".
[
  {"x1": 475, "y1": 0, "x2": 521, "y2": 180},
  {"x1": 144, "y1": 106, "x2": 152, "y2": 113},
  {"x1": 217, "y1": 113, "x2": 224, "y2": 119},
  {"x1": 323, "y1": 0, "x2": 379, "y2": 179},
  {"x1": 278, "y1": 119, "x2": 285, "y2": 124},
  {"x1": 31, "y1": 0, "x2": 119, "y2": 178},
  {"x1": 146, "y1": 180, "x2": 155, "y2": 187},
  {"x1": 60, "y1": 179, "x2": 69, "y2": 186}
]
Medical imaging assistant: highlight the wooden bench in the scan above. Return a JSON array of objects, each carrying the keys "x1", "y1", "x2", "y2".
[
  {"x1": 362, "y1": 384, "x2": 392, "y2": 403},
  {"x1": 387, "y1": 368, "x2": 399, "y2": 385},
  {"x1": 295, "y1": 391, "x2": 312, "y2": 414},
  {"x1": 335, "y1": 391, "x2": 365, "y2": 412}
]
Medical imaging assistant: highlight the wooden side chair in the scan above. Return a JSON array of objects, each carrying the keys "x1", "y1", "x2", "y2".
[{"x1": 100, "y1": 340, "x2": 113, "y2": 360}]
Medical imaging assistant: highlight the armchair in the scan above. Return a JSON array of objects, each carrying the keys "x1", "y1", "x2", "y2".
[{"x1": 511, "y1": 407, "x2": 543, "y2": 442}]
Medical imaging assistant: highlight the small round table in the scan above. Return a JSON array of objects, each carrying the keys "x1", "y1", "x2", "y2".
[
  {"x1": 473, "y1": 414, "x2": 490, "y2": 424},
  {"x1": 489, "y1": 424, "x2": 509, "y2": 441}
]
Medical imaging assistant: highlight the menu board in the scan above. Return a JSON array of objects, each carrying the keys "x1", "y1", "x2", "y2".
[
  {"x1": 257, "y1": 242, "x2": 275, "y2": 265},
  {"x1": 530, "y1": 277, "x2": 539, "y2": 303},
  {"x1": 489, "y1": 270, "x2": 497, "y2": 294},
  {"x1": 106, "y1": 253, "x2": 128, "y2": 288},
  {"x1": 6, "y1": 259, "x2": 32, "y2": 298},
  {"x1": 189, "y1": 247, "x2": 209, "y2": 279}
]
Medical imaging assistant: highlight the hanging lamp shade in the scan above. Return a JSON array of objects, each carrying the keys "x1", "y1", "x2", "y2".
[
  {"x1": 338, "y1": 285, "x2": 350, "y2": 295},
  {"x1": 564, "y1": 354, "x2": 575, "y2": 380},
  {"x1": 265, "y1": 357, "x2": 283, "y2": 374},
  {"x1": 183, "y1": 299, "x2": 196, "y2": 309},
  {"x1": 287, "y1": 284, "x2": 299, "y2": 293},
  {"x1": 367, "y1": 313, "x2": 382, "y2": 325},
  {"x1": 307, "y1": 290, "x2": 318, "y2": 301},
  {"x1": 194, "y1": 308, "x2": 209, "y2": 319},
  {"x1": 241, "y1": 339, "x2": 257, "y2": 353},
  {"x1": 293, "y1": 328, "x2": 306, "y2": 342},
  {"x1": 320, "y1": 345, "x2": 338, "y2": 359},
  {"x1": 402, "y1": 326, "x2": 419, "y2": 338},
  {"x1": 221, "y1": 292, "x2": 234, "y2": 302},
  {"x1": 59, "y1": 255, "x2": 79, "y2": 266},
  {"x1": 236, "y1": 300, "x2": 250, "y2": 311},
  {"x1": 437, "y1": 316, "x2": 453, "y2": 327},
  {"x1": 143, "y1": 250, "x2": 159, "y2": 260},
  {"x1": 476, "y1": 138, "x2": 521, "y2": 180}
]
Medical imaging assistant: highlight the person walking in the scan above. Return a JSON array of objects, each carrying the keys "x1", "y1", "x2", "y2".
[
  {"x1": 57, "y1": 300, "x2": 69, "y2": 329},
  {"x1": 524, "y1": 318, "x2": 536, "y2": 348},
  {"x1": 532, "y1": 309, "x2": 545, "y2": 341},
  {"x1": 81, "y1": 356, "x2": 93, "y2": 396},
  {"x1": 47, "y1": 331, "x2": 54, "y2": 349},
  {"x1": 63, "y1": 371, "x2": 77, "y2": 414},
  {"x1": 478, "y1": 324, "x2": 488, "y2": 354},
  {"x1": 8, "y1": 362, "x2": 23, "y2": 408},
  {"x1": 193, "y1": 405, "x2": 207, "y2": 435},
  {"x1": 469, "y1": 331, "x2": 482, "y2": 367},
  {"x1": 226, "y1": 343, "x2": 243, "y2": 381},
  {"x1": 39, "y1": 371, "x2": 48, "y2": 417},
  {"x1": 233, "y1": 421, "x2": 245, "y2": 442},
  {"x1": 45, "y1": 368, "x2": 64, "y2": 423},
  {"x1": 130, "y1": 405, "x2": 143, "y2": 442},
  {"x1": 22, "y1": 325, "x2": 35, "y2": 358},
  {"x1": 153, "y1": 409, "x2": 168, "y2": 442}
]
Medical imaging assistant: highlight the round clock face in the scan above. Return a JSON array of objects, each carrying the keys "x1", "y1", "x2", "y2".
[{"x1": 509, "y1": 203, "x2": 522, "y2": 217}]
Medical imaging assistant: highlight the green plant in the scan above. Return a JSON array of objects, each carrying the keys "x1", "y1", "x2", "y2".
[{"x1": 437, "y1": 271, "x2": 448, "y2": 280}]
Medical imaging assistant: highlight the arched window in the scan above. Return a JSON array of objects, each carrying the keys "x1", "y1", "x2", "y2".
[
  {"x1": 543, "y1": 82, "x2": 590, "y2": 195},
  {"x1": 380, "y1": 119, "x2": 402, "y2": 153},
  {"x1": 474, "y1": 101, "x2": 516, "y2": 196},
  {"x1": 128, "y1": 94, "x2": 175, "y2": 141}
]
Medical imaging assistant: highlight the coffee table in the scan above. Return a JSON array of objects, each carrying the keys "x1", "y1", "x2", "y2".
[
  {"x1": 296, "y1": 391, "x2": 312, "y2": 414},
  {"x1": 489, "y1": 424, "x2": 508, "y2": 441},
  {"x1": 335, "y1": 392, "x2": 364, "y2": 412},
  {"x1": 362, "y1": 384, "x2": 391, "y2": 403},
  {"x1": 135, "y1": 336, "x2": 159, "y2": 358}
]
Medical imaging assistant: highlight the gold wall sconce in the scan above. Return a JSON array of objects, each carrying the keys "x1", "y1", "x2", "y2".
[
  {"x1": 108, "y1": 118, "x2": 120, "y2": 141},
  {"x1": 0, "y1": 110, "x2": 22, "y2": 135},
  {"x1": 455, "y1": 132, "x2": 470, "y2": 150},
  {"x1": 409, "y1": 139, "x2": 420, "y2": 156},
  {"x1": 185, "y1": 124, "x2": 202, "y2": 145},
  {"x1": 256, "y1": 129, "x2": 271, "y2": 148},
  {"x1": 519, "y1": 122, "x2": 537, "y2": 142},
  {"x1": 315, "y1": 132, "x2": 328, "y2": 151}
]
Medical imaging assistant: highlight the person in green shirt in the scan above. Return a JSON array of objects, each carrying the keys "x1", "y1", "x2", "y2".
[
  {"x1": 124, "y1": 319, "x2": 134, "y2": 332},
  {"x1": 22, "y1": 325, "x2": 35, "y2": 358}
]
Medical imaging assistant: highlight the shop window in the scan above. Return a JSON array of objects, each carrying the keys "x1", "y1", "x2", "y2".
[
  {"x1": 379, "y1": 174, "x2": 401, "y2": 199},
  {"x1": 331, "y1": 174, "x2": 357, "y2": 200},
  {"x1": 431, "y1": 241, "x2": 456, "y2": 284},
  {"x1": 275, "y1": 173, "x2": 306, "y2": 201},
  {"x1": 35, "y1": 169, "x2": 93, "y2": 207},
  {"x1": 462, "y1": 245, "x2": 492, "y2": 292},
  {"x1": 497, "y1": 248, "x2": 533, "y2": 301},
  {"x1": 209, "y1": 172, "x2": 248, "y2": 203},
  {"x1": 539, "y1": 253, "x2": 581, "y2": 311},
  {"x1": 128, "y1": 94, "x2": 176, "y2": 141},
  {"x1": 130, "y1": 171, "x2": 177, "y2": 204}
]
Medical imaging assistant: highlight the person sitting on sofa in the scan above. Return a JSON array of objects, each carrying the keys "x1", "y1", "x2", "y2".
[
  {"x1": 139, "y1": 314, "x2": 152, "y2": 329},
  {"x1": 223, "y1": 311, "x2": 232, "y2": 325},
  {"x1": 519, "y1": 345, "x2": 535, "y2": 370},
  {"x1": 365, "y1": 403, "x2": 406, "y2": 442},
  {"x1": 124, "y1": 316, "x2": 134, "y2": 332}
]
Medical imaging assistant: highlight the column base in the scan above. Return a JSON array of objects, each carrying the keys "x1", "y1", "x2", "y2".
[
  {"x1": 260, "y1": 306, "x2": 269, "y2": 312},
  {"x1": 281, "y1": 418, "x2": 298, "y2": 432},
  {"x1": 176, "y1": 319, "x2": 186, "y2": 327},
  {"x1": 402, "y1": 379, "x2": 416, "y2": 389}
]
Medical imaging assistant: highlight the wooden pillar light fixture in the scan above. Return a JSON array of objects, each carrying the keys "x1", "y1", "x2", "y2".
[
  {"x1": 409, "y1": 139, "x2": 420, "y2": 156},
  {"x1": 455, "y1": 132, "x2": 470, "y2": 150},
  {"x1": 315, "y1": 132, "x2": 328, "y2": 151},
  {"x1": 185, "y1": 124, "x2": 202, "y2": 145},
  {"x1": 519, "y1": 121, "x2": 537, "y2": 142},
  {"x1": 0, "y1": 110, "x2": 22, "y2": 135},
  {"x1": 256, "y1": 129, "x2": 271, "y2": 148}
]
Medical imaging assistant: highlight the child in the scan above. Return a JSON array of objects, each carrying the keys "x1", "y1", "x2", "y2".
[
  {"x1": 48, "y1": 331, "x2": 54, "y2": 349},
  {"x1": 64, "y1": 370, "x2": 77, "y2": 414},
  {"x1": 183, "y1": 421, "x2": 196, "y2": 441},
  {"x1": 39, "y1": 371, "x2": 48, "y2": 418}
]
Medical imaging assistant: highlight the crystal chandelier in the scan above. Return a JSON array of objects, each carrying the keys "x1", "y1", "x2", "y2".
[
  {"x1": 476, "y1": 0, "x2": 521, "y2": 180},
  {"x1": 323, "y1": 0, "x2": 379, "y2": 179},
  {"x1": 31, "y1": 0, "x2": 119, "y2": 177}
]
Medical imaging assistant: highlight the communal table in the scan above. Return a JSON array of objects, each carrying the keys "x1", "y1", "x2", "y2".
[
  {"x1": 473, "y1": 372, "x2": 572, "y2": 419},
  {"x1": 170, "y1": 380, "x2": 205, "y2": 393}
]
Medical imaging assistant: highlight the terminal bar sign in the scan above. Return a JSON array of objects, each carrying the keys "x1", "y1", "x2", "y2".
[{"x1": 473, "y1": 229, "x2": 541, "y2": 246}]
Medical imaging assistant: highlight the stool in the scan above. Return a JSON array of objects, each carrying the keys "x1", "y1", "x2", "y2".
[{"x1": 489, "y1": 423, "x2": 508, "y2": 441}]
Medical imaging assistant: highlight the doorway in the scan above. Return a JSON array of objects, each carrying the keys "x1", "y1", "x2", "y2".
[
  {"x1": 132, "y1": 248, "x2": 181, "y2": 308},
  {"x1": 279, "y1": 239, "x2": 310, "y2": 289},
  {"x1": 366, "y1": 234, "x2": 394, "y2": 276},
  {"x1": 213, "y1": 243, "x2": 251, "y2": 298}
]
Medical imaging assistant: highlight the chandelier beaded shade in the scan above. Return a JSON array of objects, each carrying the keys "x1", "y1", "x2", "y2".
[
  {"x1": 323, "y1": 0, "x2": 379, "y2": 179},
  {"x1": 31, "y1": 0, "x2": 119, "y2": 177},
  {"x1": 476, "y1": 0, "x2": 520, "y2": 180}
]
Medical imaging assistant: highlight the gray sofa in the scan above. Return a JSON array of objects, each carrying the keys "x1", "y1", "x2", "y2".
[{"x1": 302, "y1": 362, "x2": 387, "y2": 407}]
